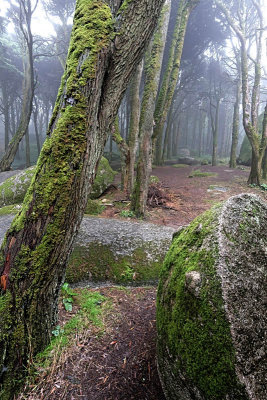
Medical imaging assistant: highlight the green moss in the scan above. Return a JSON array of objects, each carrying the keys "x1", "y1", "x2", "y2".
[
  {"x1": 189, "y1": 169, "x2": 217, "y2": 178},
  {"x1": 0, "y1": 167, "x2": 35, "y2": 207},
  {"x1": 0, "y1": 204, "x2": 21, "y2": 216},
  {"x1": 0, "y1": 3, "x2": 115, "y2": 396},
  {"x1": 173, "y1": 163, "x2": 189, "y2": 168},
  {"x1": 85, "y1": 199, "x2": 105, "y2": 215},
  {"x1": 90, "y1": 157, "x2": 116, "y2": 199},
  {"x1": 157, "y1": 206, "x2": 247, "y2": 399},
  {"x1": 66, "y1": 242, "x2": 163, "y2": 284}
]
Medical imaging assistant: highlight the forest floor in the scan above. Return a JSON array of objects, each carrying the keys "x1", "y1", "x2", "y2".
[{"x1": 17, "y1": 164, "x2": 267, "y2": 400}]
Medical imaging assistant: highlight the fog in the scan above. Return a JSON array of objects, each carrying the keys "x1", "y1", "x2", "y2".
[{"x1": 0, "y1": 0, "x2": 266, "y2": 171}]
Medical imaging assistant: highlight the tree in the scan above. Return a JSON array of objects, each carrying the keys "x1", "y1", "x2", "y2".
[
  {"x1": 153, "y1": 0, "x2": 198, "y2": 165},
  {"x1": 214, "y1": 0, "x2": 267, "y2": 184},
  {"x1": 131, "y1": 0, "x2": 171, "y2": 216},
  {"x1": 112, "y1": 61, "x2": 143, "y2": 196},
  {"x1": 43, "y1": 0, "x2": 75, "y2": 70},
  {"x1": 0, "y1": 0, "x2": 165, "y2": 398},
  {"x1": 0, "y1": 0, "x2": 37, "y2": 172}
]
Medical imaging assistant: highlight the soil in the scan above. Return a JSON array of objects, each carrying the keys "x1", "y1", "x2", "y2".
[{"x1": 17, "y1": 165, "x2": 267, "y2": 400}]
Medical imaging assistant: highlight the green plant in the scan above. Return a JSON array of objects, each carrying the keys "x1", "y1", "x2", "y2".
[
  {"x1": 120, "y1": 265, "x2": 135, "y2": 281},
  {"x1": 189, "y1": 169, "x2": 217, "y2": 178},
  {"x1": 61, "y1": 282, "x2": 77, "y2": 312},
  {"x1": 149, "y1": 175, "x2": 160, "y2": 184},
  {"x1": 120, "y1": 210, "x2": 135, "y2": 218},
  {"x1": 51, "y1": 325, "x2": 64, "y2": 337}
]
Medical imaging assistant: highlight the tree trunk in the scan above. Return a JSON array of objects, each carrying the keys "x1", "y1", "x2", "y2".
[
  {"x1": 33, "y1": 100, "x2": 41, "y2": 156},
  {"x1": 25, "y1": 128, "x2": 30, "y2": 168},
  {"x1": 127, "y1": 61, "x2": 143, "y2": 194},
  {"x1": 229, "y1": 75, "x2": 241, "y2": 168},
  {"x1": 131, "y1": 0, "x2": 170, "y2": 216},
  {"x1": 152, "y1": 0, "x2": 197, "y2": 165},
  {"x1": 0, "y1": 1, "x2": 165, "y2": 398},
  {"x1": 162, "y1": 103, "x2": 174, "y2": 163},
  {"x1": 112, "y1": 116, "x2": 130, "y2": 193},
  {"x1": 1, "y1": 83, "x2": 10, "y2": 151},
  {"x1": 262, "y1": 149, "x2": 267, "y2": 180},
  {"x1": 248, "y1": 150, "x2": 261, "y2": 185},
  {"x1": 210, "y1": 98, "x2": 220, "y2": 166},
  {"x1": 0, "y1": 15, "x2": 34, "y2": 171}
]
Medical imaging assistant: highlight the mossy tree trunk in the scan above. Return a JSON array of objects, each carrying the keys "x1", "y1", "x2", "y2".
[
  {"x1": 127, "y1": 61, "x2": 143, "y2": 194},
  {"x1": 215, "y1": 0, "x2": 267, "y2": 185},
  {"x1": 131, "y1": 0, "x2": 171, "y2": 217},
  {"x1": 0, "y1": 0, "x2": 35, "y2": 172},
  {"x1": 113, "y1": 61, "x2": 143, "y2": 196},
  {"x1": 0, "y1": 0, "x2": 165, "y2": 398},
  {"x1": 153, "y1": 0, "x2": 198, "y2": 166}
]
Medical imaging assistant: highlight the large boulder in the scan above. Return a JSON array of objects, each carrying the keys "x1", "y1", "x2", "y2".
[
  {"x1": 157, "y1": 194, "x2": 267, "y2": 400},
  {"x1": 178, "y1": 157, "x2": 199, "y2": 166},
  {"x1": 0, "y1": 157, "x2": 116, "y2": 207}
]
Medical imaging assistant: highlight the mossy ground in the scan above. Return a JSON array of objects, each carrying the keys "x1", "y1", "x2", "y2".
[
  {"x1": 189, "y1": 169, "x2": 217, "y2": 178},
  {"x1": 157, "y1": 206, "x2": 247, "y2": 399},
  {"x1": 66, "y1": 242, "x2": 163, "y2": 284},
  {"x1": 172, "y1": 163, "x2": 189, "y2": 168}
]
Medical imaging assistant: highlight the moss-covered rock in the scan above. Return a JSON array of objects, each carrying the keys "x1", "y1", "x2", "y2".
[
  {"x1": 0, "y1": 214, "x2": 175, "y2": 285},
  {"x1": 67, "y1": 217, "x2": 175, "y2": 284},
  {"x1": 0, "y1": 157, "x2": 115, "y2": 207},
  {"x1": 157, "y1": 194, "x2": 267, "y2": 400},
  {"x1": 90, "y1": 156, "x2": 116, "y2": 199},
  {"x1": 0, "y1": 167, "x2": 35, "y2": 207},
  {"x1": 238, "y1": 135, "x2": 252, "y2": 166}
]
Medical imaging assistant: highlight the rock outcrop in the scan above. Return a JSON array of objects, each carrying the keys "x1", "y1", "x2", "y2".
[
  {"x1": 0, "y1": 214, "x2": 175, "y2": 285},
  {"x1": 157, "y1": 194, "x2": 267, "y2": 400},
  {"x1": 0, "y1": 157, "x2": 116, "y2": 207}
]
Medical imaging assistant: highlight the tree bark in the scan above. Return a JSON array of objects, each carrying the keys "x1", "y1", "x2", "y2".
[
  {"x1": 0, "y1": 0, "x2": 165, "y2": 398},
  {"x1": 127, "y1": 61, "x2": 143, "y2": 194},
  {"x1": 131, "y1": 0, "x2": 170, "y2": 216},
  {"x1": 229, "y1": 76, "x2": 241, "y2": 168}
]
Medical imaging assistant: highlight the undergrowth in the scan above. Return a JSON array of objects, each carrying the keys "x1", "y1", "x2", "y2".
[{"x1": 21, "y1": 288, "x2": 110, "y2": 392}]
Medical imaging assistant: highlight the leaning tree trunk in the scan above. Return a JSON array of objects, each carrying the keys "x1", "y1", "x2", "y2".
[
  {"x1": 0, "y1": 0, "x2": 164, "y2": 398},
  {"x1": 131, "y1": 0, "x2": 171, "y2": 217}
]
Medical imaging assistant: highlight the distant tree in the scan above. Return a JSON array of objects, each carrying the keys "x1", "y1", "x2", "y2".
[
  {"x1": 0, "y1": 0, "x2": 165, "y2": 398},
  {"x1": 153, "y1": 0, "x2": 198, "y2": 165},
  {"x1": 0, "y1": 0, "x2": 38, "y2": 171},
  {"x1": 131, "y1": 0, "x2": 171, "y2": 216},
  {"x1": 43, "y1": 0, "x2": 75, "y2": 69},
  {"x1": 0, "y1": 28, "x2": 23, "y2": 151},
  {"x1": 214, "y1": 0, "x2": 267, "y2": 184}
]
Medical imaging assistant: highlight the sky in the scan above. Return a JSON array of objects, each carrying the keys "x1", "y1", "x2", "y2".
[{"x1": 0, "y1": 0, "x2": 59, "y2": 37}]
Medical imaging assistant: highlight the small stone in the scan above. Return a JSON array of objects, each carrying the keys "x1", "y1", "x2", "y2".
[{"x1": 185, "y1": 271, "x2": 201, "y2": 297}]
